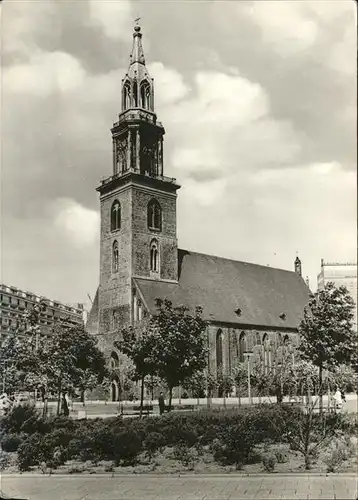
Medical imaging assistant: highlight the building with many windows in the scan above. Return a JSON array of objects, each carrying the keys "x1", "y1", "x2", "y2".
[
  {"x1": 0, "y1": 283, "x2": 85, "y2": 346},
  {"x1": 317, "y1": 260, "x2": 357, "y2": 329},
  {"x1": 86, "y1": 24, "x2": 310, "y2": 401}
]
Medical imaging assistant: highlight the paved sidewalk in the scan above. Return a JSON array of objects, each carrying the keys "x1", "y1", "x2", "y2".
[{"x1": 0, "y1": 474, "x2": 357, "y2": 500}]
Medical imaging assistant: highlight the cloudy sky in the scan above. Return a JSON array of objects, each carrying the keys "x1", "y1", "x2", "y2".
[{"x1": 1, "y1": 0, "x2": 356, "y2": 307}]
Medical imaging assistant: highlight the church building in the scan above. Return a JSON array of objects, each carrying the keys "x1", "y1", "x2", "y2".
[{"x1": 86, "y1": 24, "x2": 310, "y2": 399}]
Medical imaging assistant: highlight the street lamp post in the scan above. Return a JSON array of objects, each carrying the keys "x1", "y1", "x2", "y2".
[{"x1": 243, "y1": 351, "x2": 254, "y2": 405}]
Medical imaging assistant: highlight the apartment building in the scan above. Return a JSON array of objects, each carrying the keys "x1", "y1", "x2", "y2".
[
  {"x1": 0, "y1": 283, "x2": 84, "y2": 345},
  {"x1": 317, "y1": 260, "x2": 357, "y2": 329}
]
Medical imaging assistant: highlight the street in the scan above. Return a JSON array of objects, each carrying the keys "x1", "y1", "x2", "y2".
[{"x1": 0, "y1": 474, "x2": 357, "y2": 500}]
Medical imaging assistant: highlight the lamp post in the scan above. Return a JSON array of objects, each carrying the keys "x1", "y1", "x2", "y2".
[{"x1": 243, "y1": 351, "x2": 254, "y2": 405}]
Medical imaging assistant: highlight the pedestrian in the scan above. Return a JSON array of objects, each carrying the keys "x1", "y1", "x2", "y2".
[
  {"x1": 333, "y1": 387, "x2": 343, "y2": 414},
  {"x1": 158, "y1": 392, "x2": 165, "y2": 415}
]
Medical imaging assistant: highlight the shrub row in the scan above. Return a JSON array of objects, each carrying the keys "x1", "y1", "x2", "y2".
[{"x1": 1, "y1": 403, "x2": 355, "y2": 471}]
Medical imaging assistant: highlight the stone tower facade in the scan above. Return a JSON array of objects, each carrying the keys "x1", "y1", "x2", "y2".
[{"x1": 96, "y1": 24, "x2": 180, "y2": 350}]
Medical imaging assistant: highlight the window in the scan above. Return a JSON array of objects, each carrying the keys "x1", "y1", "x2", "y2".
[
  {"x1": 150, "y1": 239, "x2": 159, "y2": 272},
  {"x1": 133, "y1": 81, "x2": 138, "y2": 107},
  {"x1": 110, "y1": 200, "x2": 121, "y2": 231},
  {"x1": 216, "y1": 329, "x2": 223, "y2": 373},
  {"x1": 112, "y1": 240, "x2": 119, "y2": 273},
  {"x1": 123, "y1": 81, "x2": 131, "y2": 109},
  {"x1": 140, "y1": 80, "x2": 151, "y2": 109},
  {"x1": 239, "y1": 332, "x2": 247, "y2": 362},
  {"x1": 147, "y1": 199, "x2": 162, "y2": 231}
]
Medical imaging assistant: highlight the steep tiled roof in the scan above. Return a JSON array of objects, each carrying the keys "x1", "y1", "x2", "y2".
[{"x1": 134, "y1": 249, "x2": 310, "y2": 330}]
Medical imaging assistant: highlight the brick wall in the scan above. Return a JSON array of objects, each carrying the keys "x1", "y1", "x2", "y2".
[{"x1": 98, "y1": 178, "x2": 178, "y2": 339}]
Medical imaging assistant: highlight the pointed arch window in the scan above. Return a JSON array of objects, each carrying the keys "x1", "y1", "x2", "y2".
[
  {"x1": 132, "y1": 81, "x2": 138, "y2": 107},
  {"x1": 216, "y1": 329, "x2": 223, "y2": 373},
  {"x1": 147, "y1": 199, "x2": 162, "y2": 231},
  {"x1": 239, "y1": 331, "x2": 247, "y2": 362},
  {"x1": 111, "y1": 200, "x2": 121, "y2": 231},
  {"x1": 124, "y1": 81, "x2": 131, "y2": 110},
  {"x1": 112, "y1": 240, "x2": 119, "y2": 273},
  {"x1": 150, "y1": 239, "x2": 159, "y2": 272},
  {"x1": 140, "y1": 80, "x2": 151, "y2": 109}
]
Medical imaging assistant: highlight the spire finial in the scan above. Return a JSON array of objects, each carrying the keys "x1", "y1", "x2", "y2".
[{"x1": 130, "y1": 16, "x2": 145, "y2": 64}]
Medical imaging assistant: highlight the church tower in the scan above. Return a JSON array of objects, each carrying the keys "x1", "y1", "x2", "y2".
[{"x1": 96, "y1": 23, "x2": 180, "y2": 339}]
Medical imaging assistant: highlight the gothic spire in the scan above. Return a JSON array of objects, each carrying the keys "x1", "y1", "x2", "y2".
[
  {"x1": 129, "y1": 24, "x2": 145, "y2": 65},
  {"x1": 121, "y1": 23, "x2": 154, "y2": 112}
]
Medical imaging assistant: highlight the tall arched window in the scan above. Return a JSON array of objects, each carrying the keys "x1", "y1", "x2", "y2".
[
  {"x1": 150, "y1": 239, "x2": 159, "y2": 272},
  {"x1": 239, "y1": 332, "x2": 247, "y2": 362},
  {"x1": 140, "y1": 81, "x2": 150, "y2": 109},
  {"x1": 124, "y1": 81, "x2": 131, "y2": 110},
  {"x1": 216, "y1": 329, "x2": 223, "y2": 373},
  {"x1": 132, "y1": 81, "x2": 138, "y2": 107},
  {"x1": 147, "y1": 199, "x2": 162, "y2": 231},
  {"x1": 111, "y1": 200, "x2": 121, "y2": 231},
  {"x1": 112, "y1": 240, "x2": 119, "y2": 273}
]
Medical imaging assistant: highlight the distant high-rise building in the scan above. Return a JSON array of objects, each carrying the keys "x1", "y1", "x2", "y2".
[
  {"x1": 317, "y1": 260, "x2": 357, "y2": 329},
  {"x1": 0, "y1": 283, "x2": 85, "y2": 345}
]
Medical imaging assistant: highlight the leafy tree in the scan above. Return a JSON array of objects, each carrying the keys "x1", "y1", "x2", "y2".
[
  {"x1": 232, "y1": 362, "x2": 249, "y2": 404},
  {"x1": 0, "y1": 311, "x2": 108, "y2": 416},
  {"x1": 251, "y1": 348, "x2": 297, "y2": 404},
  {"x1": 114, "y1": 320, "x2": 158, "y2": 415},
  {"x1": 298, "y1": 282, "x2": 357, "y2": 411},
  {"x1": 43, "y1": 325, "x2": 108, "y2": 415},
  {"x1": 217, "y1": 372, "x2": 234, "y2": 399},
  {"x1": 182, "y1": 371, "x2": 207, "y2": 402},
  {"x1": 144, "y1": 375, "x2": 164, "y2": 401},
  {"x1": 206, "y1": 372, "x2": 217, "y2": 398},
  {"x1": 116, "y1": 300, "x2": 208, "y2": 412},
  {"x1": 148, "y1": 299, "x2": 208, "y2": 410}
]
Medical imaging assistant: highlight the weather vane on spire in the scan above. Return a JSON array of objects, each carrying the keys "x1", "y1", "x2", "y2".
[{"x1": 134, "y1": 16, "x2": 141, "y2": 26}]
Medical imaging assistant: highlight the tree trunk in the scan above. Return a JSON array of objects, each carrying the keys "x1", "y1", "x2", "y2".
[
  {"x1": 318, "y1": 364, "x2": 323, "y2": 414},
  {"x1": 139, "y1": 376, "x2": 145, "y2": 418},
  {"x1": 80, "y1": 390, "x2": 85, "y2": 406},
  {"x1": 56, "y1": 386, "x2": 62, "y2": 416},
  {"x1": 62, "y1": 391, "x2": 69, "y2": 417},
  {"x1": 277, "y1": 387, "x2": 283, "y2": 404},
  {"x1": 168, "y1": 385, "x2": 173, "y2": 412}
]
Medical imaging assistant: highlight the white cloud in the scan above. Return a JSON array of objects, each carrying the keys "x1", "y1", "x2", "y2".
[
  {"x1": 148, "y1": 62, "x2": 190, "y2": 105},
  {"x1": 88, "y1": 0, "x2": 132, "y2": 39},
  {"x1": 53, "y1": 199, "x2": 99, "y2": 248},
  {"x1": 241, "y1": 1, "x2": 318, "y2": 56},
  {"x1": 162, "y1": 69, "x2": 299, "y2": 185},
  {"x1": 4, "y1": 52, "x2": 86, "y2": 95},
  {"x1": 2, "y1": 0, "x2": 58, "y2": 58},
  {"x1": 182, "y1": 178, "x2": 227, "y2": 207}
]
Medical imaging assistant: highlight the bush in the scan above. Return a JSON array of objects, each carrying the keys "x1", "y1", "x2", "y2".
[
  {"x1": 113, "y1": 430, "x2": 142, "y2": 466},
  {"x1": 212, "y1": 413, "x2": 262, "y2": 468},
  {"x1": 1, "y1": 404, "x2": 45, "y2": 435},
  {"x1": 262, "y1": 454, "x2": 276, "y2": 472},
  {"x1": 143, "y1": 432, "x2": 166, "y2": 459},
  {"x1": 0, "y1": 433, "x2": 24, "y2": 452},
  {"x1": 273, "y1": 447, "x2": 288, "y2": 464},
  {"x1": 17, "y1": 433, "x2": 52, "y2": 471},
  {"x1": 324, "y1": 436, "x2": 355, "y2": 473},
  {"x1": 173, "y1": 443, "x2": 198, "y2": 470}
]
